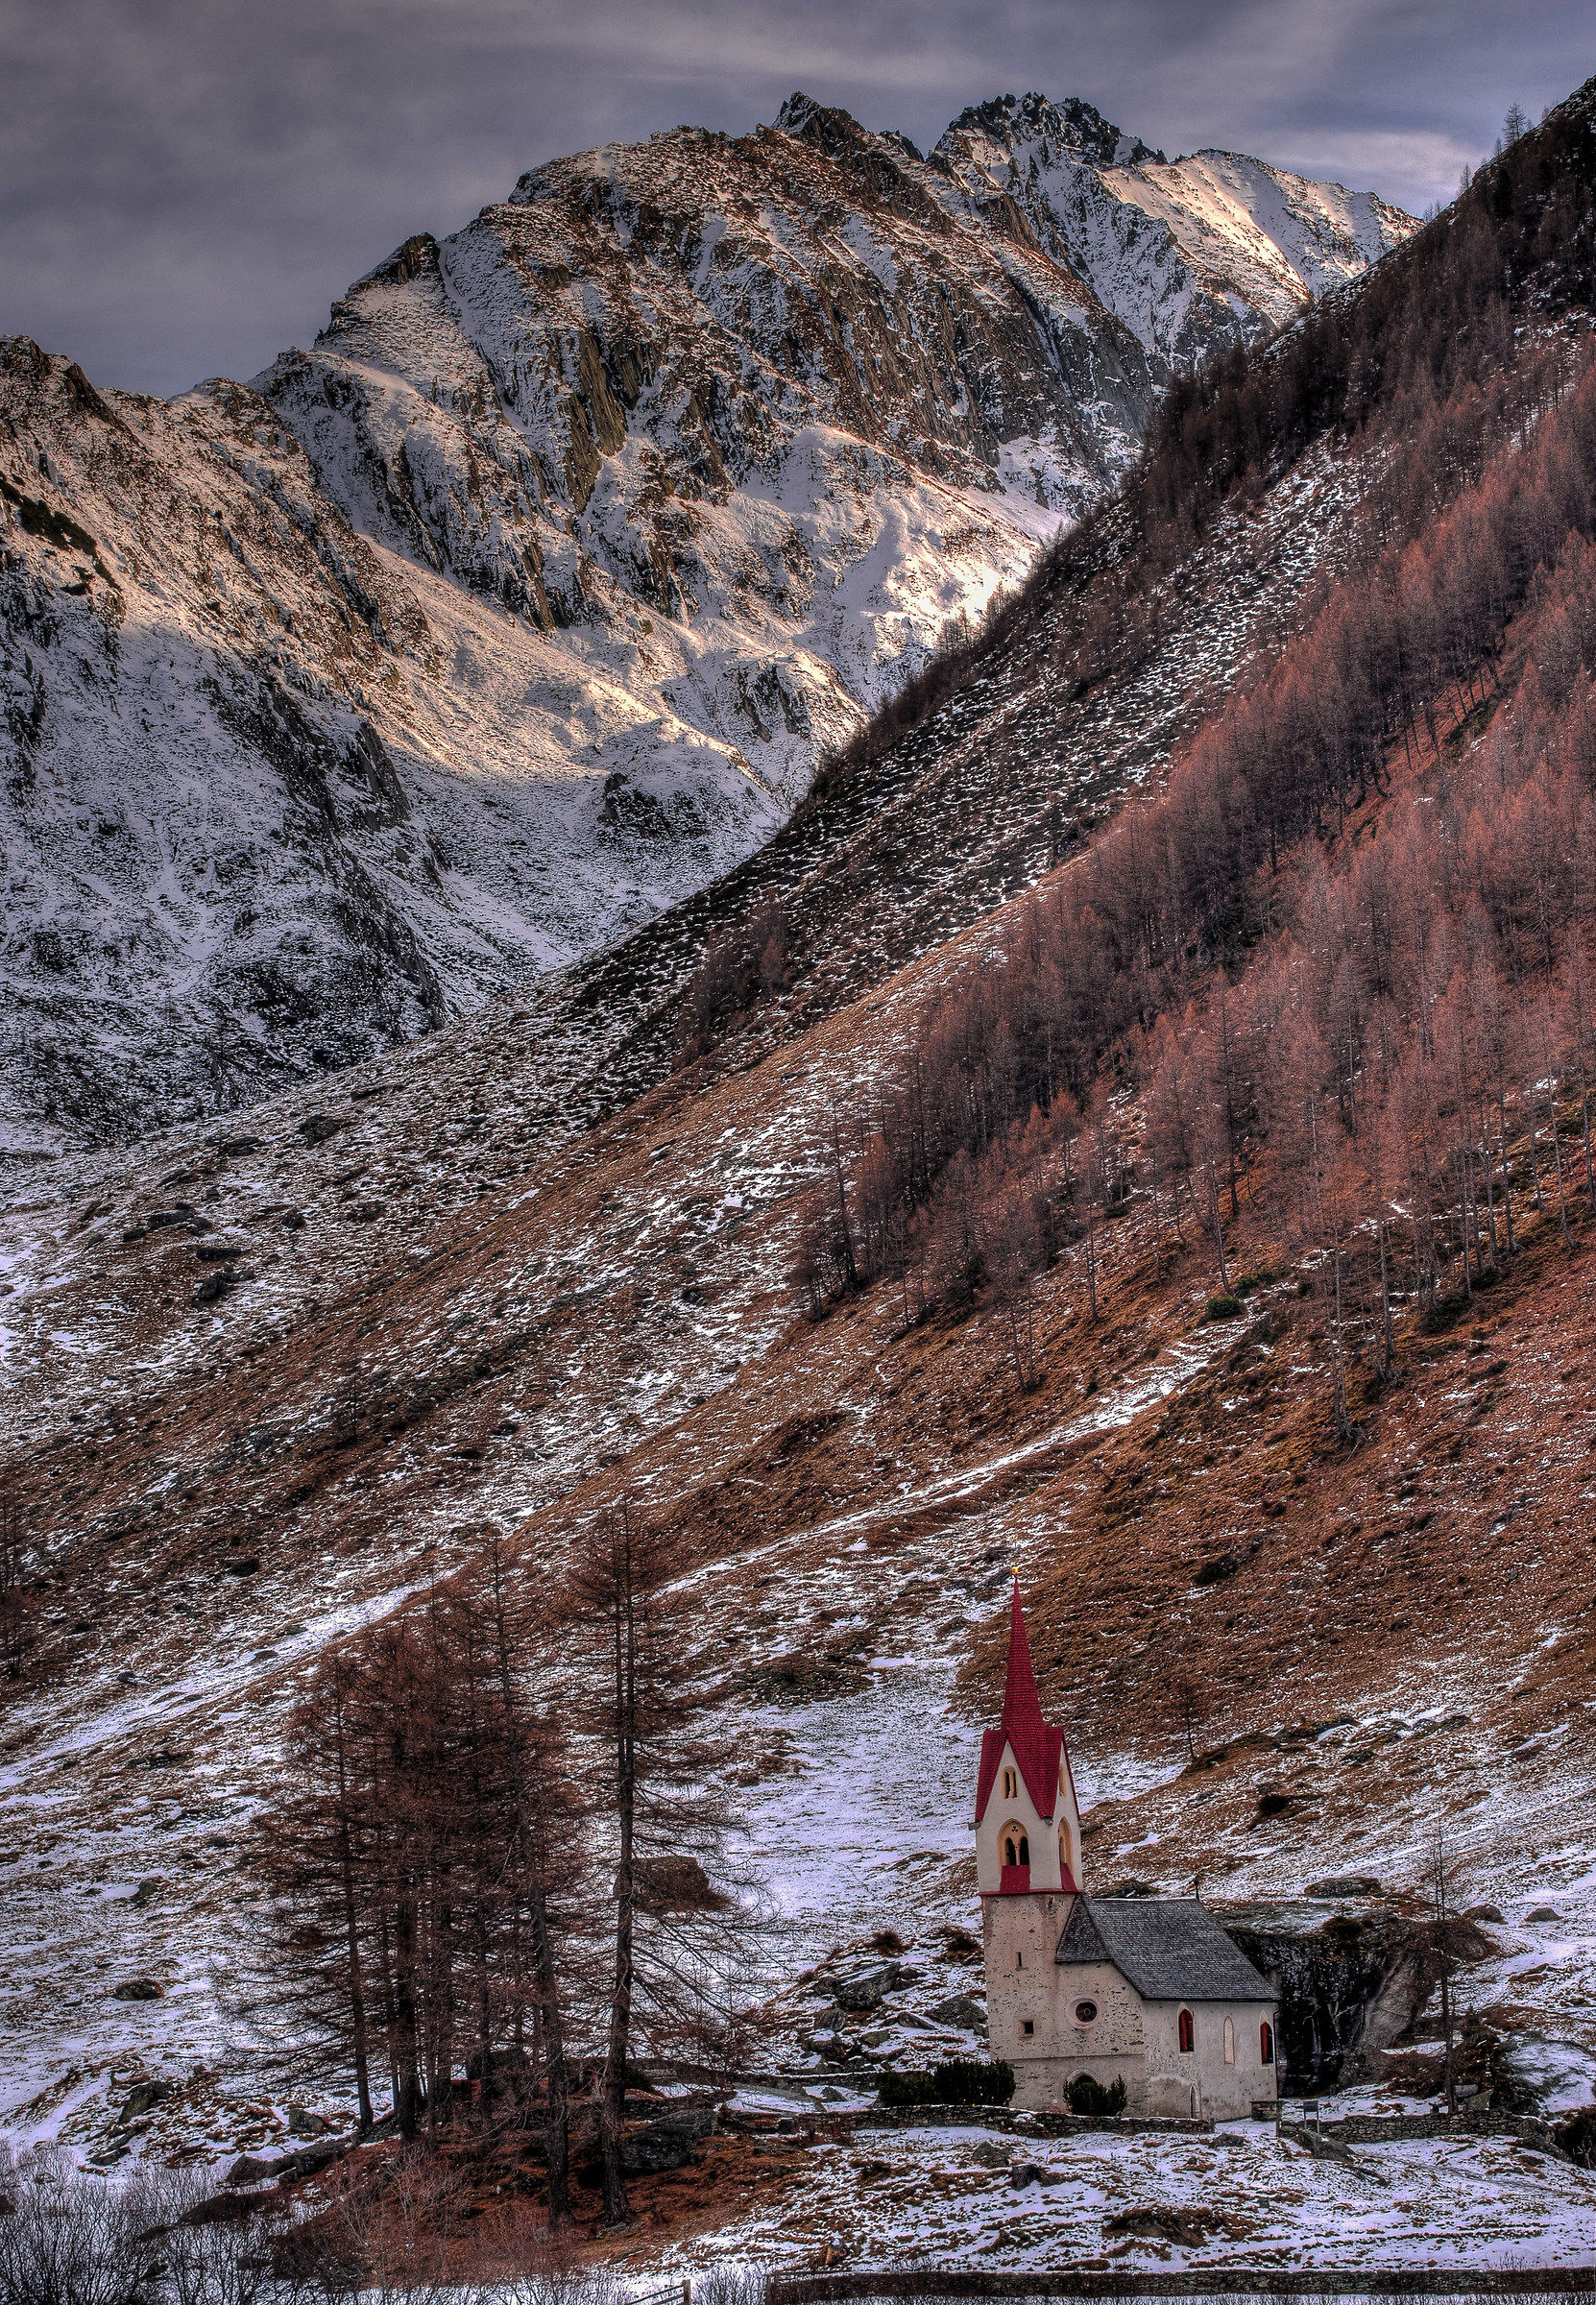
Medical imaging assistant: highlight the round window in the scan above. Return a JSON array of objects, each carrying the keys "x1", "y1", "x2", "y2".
[{"x1": 1074, "y1": 2000, "x2": 1098, "y2": 2024}]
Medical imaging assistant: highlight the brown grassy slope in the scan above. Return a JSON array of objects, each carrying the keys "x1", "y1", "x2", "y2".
[
  {"x1": 1, "y1": 860, "x2": 1593, "y2": 2137},
  {"x1": 11, "y1": 900, "x2": 1592, "y2": 1807}
]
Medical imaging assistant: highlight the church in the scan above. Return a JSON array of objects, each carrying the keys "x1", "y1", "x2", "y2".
[{"x1": 974, "y1": 1583, "x2": 1279, "y2": 2119}]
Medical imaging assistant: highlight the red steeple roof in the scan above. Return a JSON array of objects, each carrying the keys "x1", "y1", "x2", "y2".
[{"x1": 975, "y1": 1580, "x2": 1070, "y2": 1826}]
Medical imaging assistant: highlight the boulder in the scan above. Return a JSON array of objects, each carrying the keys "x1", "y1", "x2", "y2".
[
  {"x1": 834, "y1": 1961, "x2": 902, "y2": 2011},
  {"x1": 619, "y1": 2102, "x2": 716, "y2": 2174},
  {"x1": 284, "y1": 2139, "x2": 342, "y2": 2177},
  {"x1": 286, "y1": 2105, "x2": 330, "y2": 2137},
  {"x1": 929, "y1": 1993, "x2": 987, "y2": 2031},
  {"x1": 112, "y1": 1977, "x2": 164, "y2": 2001},
  {"x1": 227, "y1": 2137, "x2": 341, "y2": 2187},
  {"x1": 181, "y1": 2192, "x2": 255, "y2": 2225},
  {"x1": 227, "y1": 2153, "x2": 285, "y2": 2187},
  {"x1": 117, "y1": 2078, "x2": 173, "y2": 2123},
  {"x1": 1304, "y1": 1875, "x2": 1382, "y2": 1899}
]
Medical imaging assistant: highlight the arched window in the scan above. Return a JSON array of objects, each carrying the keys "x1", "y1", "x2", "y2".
[
  {"x1": 1260, "y1": 2020, "x2": 1275, "y2": 2067},
  {"x1": 1058, "y1": 1822, "x2": 1073, "y2": 1879},
  {"x1": 1223, "y1": 2017, "x2": 1235, "y2": 2066},
  {"x1": 1001, "y1": 1824, "x2": 1029, "y2": 1872},
  {"x1": 1002, "y1": 1766, "x2": 1017, "y2": 1799},
  {"x1": 1177, "y1": 2008, "x2": 1195, "y2": 2054},
  {"x1": 1018, "y1": 1833, "x2": 1029, "y2": 1866}
]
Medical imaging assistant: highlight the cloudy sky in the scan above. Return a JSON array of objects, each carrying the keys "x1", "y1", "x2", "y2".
[{"x1": 2, "y1": 0, "x2": 1589, "y2": 398}]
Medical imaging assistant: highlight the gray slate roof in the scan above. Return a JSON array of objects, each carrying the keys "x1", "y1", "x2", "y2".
[{"x1": 1055, "y1": 1896, "x2": 1273, "y2": 2003}]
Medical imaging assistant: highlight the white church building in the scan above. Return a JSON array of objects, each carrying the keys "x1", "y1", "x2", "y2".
[{"x1": 975, "y1": 1584, "x2": 1279, "y2": 2118}]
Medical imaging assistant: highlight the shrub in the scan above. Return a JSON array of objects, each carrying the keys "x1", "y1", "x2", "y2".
[
  {"x1": 877, "y1": 2070, "x2": 939, "y2": 2107},
  {"x1": 934, "y1": 2057, "x2": 1015, "y2": 2104},
  {"x1": 0, "y1": 2146, "x2": 187, "y2": 2305},
  {"x1": 1205, "y1": 1294, "x2": 1245, "y2": 1321},
  {"x1": 1066, "y1": 2073, "x2": 1128, "y2": 2117},
  {"x1": 878, "y1": 2058, "x2": 1016, "y2": 2108}
]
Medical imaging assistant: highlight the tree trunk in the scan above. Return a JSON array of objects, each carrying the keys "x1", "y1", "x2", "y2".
[
  {"x1": 393, "y1": 1896, "x2": 422, "y2": 2140},
  {"x1": 488, "y1": 1547, "x2": 572, "y2": 2227},
  {"x1": 333, "y1": 1711, "x2": 375, "y2": 2132},
  {"x1": 598, "y1": 1538, "x2": 638, "y2": 2224}
]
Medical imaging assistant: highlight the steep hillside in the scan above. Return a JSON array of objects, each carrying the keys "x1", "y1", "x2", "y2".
[
  {"x1": 7, "y1": 78, "x2": 1596, "y2": 2280},
  {"x1": 1, "y1": 93, "x2": 1411, "y2": 1160},
  {"x1": 0, "y1": 777, "x2": 1593, "y2": 2223}
]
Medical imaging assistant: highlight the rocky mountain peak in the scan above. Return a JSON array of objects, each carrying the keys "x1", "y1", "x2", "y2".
[
  {"x1": 769, "y1": 89, "x2": 923, "y2": 166},
  {"x1": 363, "y1": 230, "x2": 443, "y2": 290},
  {"x1": 770, "y1": 88, "x2": 837, "y2": 139},
  {"x1": 939, "y1": 90, "x2": 1165, "y2": 173}
]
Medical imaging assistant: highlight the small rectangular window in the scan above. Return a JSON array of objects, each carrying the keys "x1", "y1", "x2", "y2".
[{"x1": 1021, "y1": 2020, "x2": 1035, "y2": 2036}]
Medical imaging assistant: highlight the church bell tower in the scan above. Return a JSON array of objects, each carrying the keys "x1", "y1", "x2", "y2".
[
  {"x1": 974, "y1": 1581, "x2": 1083, "y2": 2041},
  {"x1": 974, "y1": 1580, "x2": 1083, "y2": 1896}
]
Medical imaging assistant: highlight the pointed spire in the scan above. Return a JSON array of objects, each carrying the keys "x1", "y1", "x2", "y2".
[
  {"x1": 974, "y1": 1576, "x2": 1079, "y2": 1887},
  {"x1": 1001, "y1": 1575, "x2": 1045, "y2": 1740}
]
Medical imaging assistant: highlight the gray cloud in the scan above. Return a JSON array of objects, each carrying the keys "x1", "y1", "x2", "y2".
[{"x1": 1, "y1": 0, "x2": 1588, "y2": 397}]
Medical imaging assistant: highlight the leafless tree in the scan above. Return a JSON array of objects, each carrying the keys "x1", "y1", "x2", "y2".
[
  {"x1": 250, "y1": 1582, "x2": 586, "y2": 2169},
  {"x1": 1431, "y1": 1832, "x2": 1461, "y2": 2120},
  {"x1": 570, "y1": 1503, "x2": 749, "y2": 2224}
]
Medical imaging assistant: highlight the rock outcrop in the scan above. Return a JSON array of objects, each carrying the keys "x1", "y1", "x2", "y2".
[{"x1": 1225, "y1": 1904, "x2": 1498, "y2": 2090}]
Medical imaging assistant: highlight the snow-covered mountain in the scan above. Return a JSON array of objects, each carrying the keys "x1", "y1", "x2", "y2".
[
  {"x1": 0, "y1": 94, "x2": 1415, "y2": 1157},
  {"x1": 936, "y1": 94, "x2": 1411, "y2": 376}
]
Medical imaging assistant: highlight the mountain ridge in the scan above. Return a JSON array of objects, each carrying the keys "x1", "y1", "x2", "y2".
[{"x1": 1, "y1": 93, "x2": 1413, "y2": 1160}]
